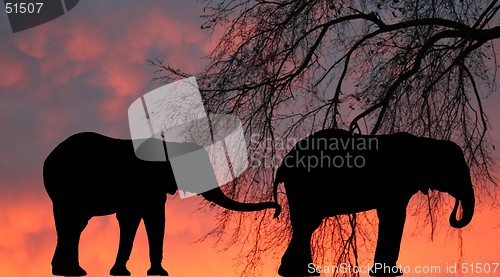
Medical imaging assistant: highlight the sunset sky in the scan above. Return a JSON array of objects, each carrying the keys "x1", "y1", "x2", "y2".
[{"x1": 0, "y1": 1, "x2": 499, "y2": 277}]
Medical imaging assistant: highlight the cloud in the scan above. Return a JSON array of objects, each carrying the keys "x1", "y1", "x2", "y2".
[
  {"x1": 0, "y1": 52, "x2": 27, "y2": 88},
  {"x1": 64, "y1": 23, "x2": 107, "y2": 61},
  {"x1": 0, "y1": 189, "x2": 54, "y2": 277},
  {"x1": 13, "y1": 32, "x2": 50, "y2": 58}
]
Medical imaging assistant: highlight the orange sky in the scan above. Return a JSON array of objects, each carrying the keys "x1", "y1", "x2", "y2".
[
  {"x1": 0, "y1": 1, "x2": 499, "y2": 277},
  {"x1": 0, "y1": 182, "x2": 498, "y2": 277}
]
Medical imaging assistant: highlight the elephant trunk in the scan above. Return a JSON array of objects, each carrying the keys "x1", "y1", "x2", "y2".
[
  {"x1": 201, "y1": 187, "x2": 281, "y2": 218},
  {"x1": 449, "y1": 186, "x2": 474, "y2": 228}
]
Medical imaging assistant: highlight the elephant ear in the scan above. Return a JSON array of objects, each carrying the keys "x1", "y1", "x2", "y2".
[
  {"x1": 412, "y1": 136, "x2": 433, "y2": 196},
  {"x1": 416, "y1": 165, "x2": 432, "y2": 195},
  {"x1": 416, "y1": 137, "x2": 458, "y2": 196},
  {"x1": 413, "y1": 170, "x2": 430, "y2": 195},
  {"x1": 165, "y1": 160, "x2": 179, "y2": 195}
]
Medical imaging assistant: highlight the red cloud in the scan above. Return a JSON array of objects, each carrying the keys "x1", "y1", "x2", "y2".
[
  {"x1": 0, "y1": 54, "x2": 26, "y2": 88},
  {"x1": 64, "y1": 23, "x2": 108, "y2": 61}
]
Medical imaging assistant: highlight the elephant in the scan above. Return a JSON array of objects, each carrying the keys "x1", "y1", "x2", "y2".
[
  {"x1": 43, "y1": 132, "x2": 281, "y2": 276},
  {"x1": 271, "y1": 128, "x2": 474, "y2": 277}
]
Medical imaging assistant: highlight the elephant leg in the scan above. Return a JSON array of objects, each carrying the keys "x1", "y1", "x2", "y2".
[
  {"x1": 278, "y1": 212, "x2": 322, "y2": 277},
  {"x1": 110, "y1": 211, "x2": 141, "y2": 276},
  {"x1": 143, "y1": 196, "x2": 168, "y2": 276},
  {"x1": 370, "y1": 205, "x2": 407, "y2": 277},
  {"x1": 51, "y1": 204, "x2": 89, "y2": 276}
]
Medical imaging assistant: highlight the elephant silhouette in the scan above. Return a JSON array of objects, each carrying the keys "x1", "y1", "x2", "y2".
[
  {"x1": 43, "y1": 132, "x2": 281, "y2": 276},
  {"x1": 272, "y1": 129, "x2": 475, "y2": 277}
]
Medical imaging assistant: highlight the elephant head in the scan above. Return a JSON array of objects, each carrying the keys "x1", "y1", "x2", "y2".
[
  {"x1": 136, "y1": 137, "x2": 281, "y2": 216},
  {"x1": 416, "y1": 138, "x2": 475, "y2": 228},
  {"x1": 160, "y1": 169, "x2": 280, "y2": 215}
]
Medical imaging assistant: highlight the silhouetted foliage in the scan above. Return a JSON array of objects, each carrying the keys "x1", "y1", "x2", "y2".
[{"x1": 149, "y1": 0, "x2": 500, "y2": 276}]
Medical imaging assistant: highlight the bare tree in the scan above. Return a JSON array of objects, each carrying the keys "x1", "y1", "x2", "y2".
[{"x1": 149, "y1": 0, "x2": 499, "y2": 276}]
